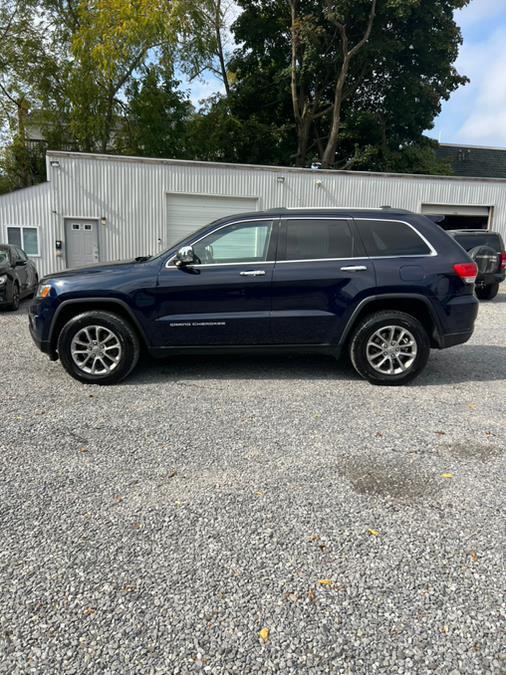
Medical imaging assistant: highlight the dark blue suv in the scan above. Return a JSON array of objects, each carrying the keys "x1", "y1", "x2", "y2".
[{"x1": 29, "y1": 208, "x2": 479, "y2": 386}]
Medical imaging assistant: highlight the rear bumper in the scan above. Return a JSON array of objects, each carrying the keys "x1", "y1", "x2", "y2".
[
  {"x1": 476, "y1": 271, "x2": 505, "y2": 285},
  {"x1": 439, "y1": 329, "x2": 474, "y2": 349},
  {"x1": 437, "y1": 293, "x2": 479, "y2": 349}
]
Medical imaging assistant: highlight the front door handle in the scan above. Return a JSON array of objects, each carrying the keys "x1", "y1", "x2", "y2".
[
  {"x1": 340, "y1": 265, "x2": 368, "y2": 272},
  {"x1": 240, "y1": 270, "x2": 266, "y2": 277}
]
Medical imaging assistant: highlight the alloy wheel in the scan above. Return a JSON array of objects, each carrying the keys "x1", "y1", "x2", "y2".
[
  {"x1": 366, "y1": 325, "x2": 418, "y2": 375},
  {"x1": 70, "y1": 325, "x2": 122, "y2": 375}
]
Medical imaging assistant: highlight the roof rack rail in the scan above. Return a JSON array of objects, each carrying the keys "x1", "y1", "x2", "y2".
[{"x1": 274, "y1": 206, "x2": 415, "y2": 213}]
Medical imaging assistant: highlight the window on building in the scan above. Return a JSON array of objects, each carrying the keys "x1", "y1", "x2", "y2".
[
  {"x1": 283, "y1": 219, "x2": 356, "y2": 260},
  {"x1": 355, "y1": 220, "x2": 431, "y2": 257},
  {"x1": 7, "y1": 226, "x2": 40, "y2": 256}
]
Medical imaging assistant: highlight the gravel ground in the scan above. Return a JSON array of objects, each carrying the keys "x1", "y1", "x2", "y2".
[{"x1": 0, "y1": 292, "x2": 505, "y2": 674}]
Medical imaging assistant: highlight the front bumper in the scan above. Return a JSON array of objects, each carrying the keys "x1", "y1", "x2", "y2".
[{"x1": 28, "y1": 302, "x2": 58, "y2": 360}]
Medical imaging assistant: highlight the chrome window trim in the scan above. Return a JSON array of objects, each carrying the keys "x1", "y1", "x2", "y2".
[{"x1": 164, "y1": 215, "x2": 437, "y2": 269}]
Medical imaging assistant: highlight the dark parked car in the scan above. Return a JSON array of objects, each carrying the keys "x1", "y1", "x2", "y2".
[
  {"x1": 29, "y1": 208, "x2": 479, "y2": 386},
  {"x1": 448, "y1": 230, "x2": 505, "y2": 300},
  {"x1": 0, "y1": 244, "x2": 38, "y2": 310}
]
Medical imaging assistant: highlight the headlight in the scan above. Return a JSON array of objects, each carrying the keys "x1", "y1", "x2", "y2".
[
  {"x1": 36, "y1": 283, "x2": 52, "y2": 299},
  {"x1": 0, "y1": 274, "x2": 7, "y2": 286}
]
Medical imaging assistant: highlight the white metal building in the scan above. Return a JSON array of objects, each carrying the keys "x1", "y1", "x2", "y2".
[{"x1": 1, "y1": 149, "x2": 506, "y2": 278}]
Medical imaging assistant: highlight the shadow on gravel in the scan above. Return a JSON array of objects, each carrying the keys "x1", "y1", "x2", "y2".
[
  {"x1": 124, "y1": 344, "x2": 506, "y2": 386},
  {"x1": 441, "y1": 442, "x2": 504, "y2": 462},
  {"x1": 340, "y1": 457, "x2": 441, "y2": 502}
]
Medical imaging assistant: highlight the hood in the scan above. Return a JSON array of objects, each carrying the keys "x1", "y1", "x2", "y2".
[
  {"x1": 0, "y1": 264, "x2": 10, "y2": 275},
  {"x1": 41, "y1": 257, "x2": 152, "y2": 283}
]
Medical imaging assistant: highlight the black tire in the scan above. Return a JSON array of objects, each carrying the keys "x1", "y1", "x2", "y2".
[
  {"x1": 475, "y1": 281, "x2": 499, "y2": 300},
  {"x1": 349, "y1": 310, "x2": 430, "y2": 386},
  {"x1": 57, "y1": 311, "x2": 140, "y2": 385},
  {"x1": 6, "y1": 282, "x2": 20, "y2": 311}
]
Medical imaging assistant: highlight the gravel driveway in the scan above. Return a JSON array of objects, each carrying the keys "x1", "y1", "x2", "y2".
[{"x1": 0, "y1": 292, "x2": 505, "y2": 674}]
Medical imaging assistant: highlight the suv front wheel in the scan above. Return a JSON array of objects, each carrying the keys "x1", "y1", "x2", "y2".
[
  {"x1": 57, "y1": 311, "x2": 140, "y2": 385},
  {"x1": 349, "y1": 310, "x2": 430, "y2": 386}
]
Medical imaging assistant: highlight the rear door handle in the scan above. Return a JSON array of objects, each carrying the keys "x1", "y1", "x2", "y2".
[
  {"x1": 240, "y1": 270, "x2": 266, "y2": 277},
  {"x1": 340, "y1": 265, "x2": 368, "y2": 272}
]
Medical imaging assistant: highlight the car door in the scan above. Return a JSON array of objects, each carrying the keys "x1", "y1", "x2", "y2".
[
  {"x1": 271, "y1": 217, "x2": 376, "y2": 344},
  {"x1": 154, "y1": 218, "x2": 278, "y2": 347},
  {"x1": 13, "y1": 247, "x2": 29, "y2": 293}
]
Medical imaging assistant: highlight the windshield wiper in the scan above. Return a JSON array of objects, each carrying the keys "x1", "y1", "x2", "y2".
[{"x1": 134, "y1": 255, "x2": 152, "y2": 262}]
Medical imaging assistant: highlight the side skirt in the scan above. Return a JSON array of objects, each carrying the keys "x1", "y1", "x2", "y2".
[{"x1": 147, "y1": 343, "x2": 341, "y2": 359}]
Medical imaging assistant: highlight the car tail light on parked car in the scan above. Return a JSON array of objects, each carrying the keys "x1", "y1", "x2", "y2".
[
  {"x1": 501, "y1": 252, "x2": 506, "y2": 271},
  {"x1": 453, "y1": 262, "x2": 478, "y2": 284}
]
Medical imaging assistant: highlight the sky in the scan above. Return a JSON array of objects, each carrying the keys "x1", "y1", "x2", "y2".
[
  {"x1": 183, "y1": 0, "x2": 506, "y2": 149},
  {"x1": 427, "y1": 0, "x2": 506, "y2": 147}
]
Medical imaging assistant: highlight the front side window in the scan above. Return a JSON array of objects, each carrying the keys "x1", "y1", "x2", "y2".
[
  {"x1": 192, "y1": 220, "x2": 273, "y2": 264},
  {"x1": 7, "y1": 226, "x2": 39, "y2": 256},
  {"x1": 356, "y1": 219, "x2": 431, "y2": 257},
  {"x1": 282, "y1": 219, "x2": 356, "y2": 261}
]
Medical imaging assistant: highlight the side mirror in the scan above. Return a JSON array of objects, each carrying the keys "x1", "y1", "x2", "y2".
[
  {"x1": 175, "y1": 245, "x2": 197, "y2": 267},
  {"x1": 15, "y1": 259, "x2": 27, "y2": 267}
]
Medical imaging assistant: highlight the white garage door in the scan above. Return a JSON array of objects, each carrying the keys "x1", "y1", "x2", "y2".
[
  {"x1": 166, "y1": 193, "x2": 259, "y2": 247},
  {"x1": 421, "y1": 204, "x2": 490, "y2": 217}
]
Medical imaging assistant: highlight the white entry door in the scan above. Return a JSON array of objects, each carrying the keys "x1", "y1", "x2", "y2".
[
  {"x1": 166, "y1": 194, "x2": 259, "y2": 247},
  {"x1": 65, "y1": 218, "x2": 100, "y2": 268}
]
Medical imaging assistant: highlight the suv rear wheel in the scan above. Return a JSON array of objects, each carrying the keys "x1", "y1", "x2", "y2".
[
  {"x1": 475, "y1": 281, "x2": 499, "y2": 301},
  {"x1": 349, "y1": 310, "x2": 430, "y2": 386},
  {"x1": 57, "y1": 311, "x2": 140, "y2": 385}
]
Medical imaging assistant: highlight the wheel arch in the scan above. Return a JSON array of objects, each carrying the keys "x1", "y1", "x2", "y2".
[
  {"x1": 338, "y1": 294, "x2": 443, "y2": 351},
  {"x1": 49, "y1": 298, "x2": 148, "y2": 357}
]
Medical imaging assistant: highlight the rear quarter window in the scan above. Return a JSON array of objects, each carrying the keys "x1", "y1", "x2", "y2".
[{"x1": 355, "y1": 219, "x2": 432, "y2": 257}]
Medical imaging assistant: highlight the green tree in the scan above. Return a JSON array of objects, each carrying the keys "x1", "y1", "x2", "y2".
[
  {"x1": 231, "y1": 0, "x2": 469, "y2": 169},
  {"x1": 177, "y1": 0, "x2": 237, "y2": 97},
  {"x1": 121, "y1": 66, "x2": 193, "y2": 158}
]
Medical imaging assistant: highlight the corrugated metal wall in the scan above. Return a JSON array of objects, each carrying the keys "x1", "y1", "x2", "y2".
[
  {"x1": 2, "y1": 150, "x2": 506, "y2": 277},
  {"x1": 0, "y1": 182, "x2": 55, "y2": 278}
]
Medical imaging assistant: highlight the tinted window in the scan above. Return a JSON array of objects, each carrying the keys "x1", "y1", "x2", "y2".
[
  {"x1": 283, "y1": 219, "x2": 356, "y2": 260},
  {"x1": 356, "y1": 219, "x2": 431, "y2": 256},
  {"x1": 16, "y1": 247, "x2": 28, "y2": 262},
  {"x1": 453, "y1": 233, "x2": 503, "y2": 252},
  {"x1": 193, "y1": 221, "x2": 273, "y2": 264},
  {"x1": 7, "y1": 227, "x2": 22, "y2": 249}
]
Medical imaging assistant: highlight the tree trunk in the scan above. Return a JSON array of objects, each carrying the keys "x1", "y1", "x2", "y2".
[
  {"x1": 215, "y1": 1, "x2": 230, "y2": 97},
  {"x1": 321, "y1": 57, "x2": 349, "y2": 168},
  {"x1": 101, "y1": 87, "x2": 115, "y2": 153},
  {"x1": 321, "y1": 0, "x2": 377, "y2": 169},
  {"x1": 295, "y1": 115, "x2": 311, "y2": 167}
]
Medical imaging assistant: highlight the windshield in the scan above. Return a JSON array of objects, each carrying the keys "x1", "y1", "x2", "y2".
[{"x1": 0, "y1": 249, "x2": 9, "y2": 265}]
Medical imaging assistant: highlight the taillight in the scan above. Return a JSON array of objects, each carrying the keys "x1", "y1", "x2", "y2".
[
  {"x1": 453, "y1": 262, "x2": 478, "y2": 284},
  {"x1": 501, "y1": 252, "x2": 506, "y2": 271}
]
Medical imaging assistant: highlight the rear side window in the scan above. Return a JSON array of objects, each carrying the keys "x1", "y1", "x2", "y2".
[
  {"x1": 282, "y1": 219, "x2": 358, "y2": 260},
  {"x1": 356, "y1": 219, "x2": 432, "y2": 257}
]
